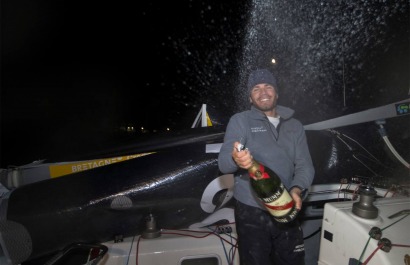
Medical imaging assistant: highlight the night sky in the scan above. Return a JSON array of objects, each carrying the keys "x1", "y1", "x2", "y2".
[{"x1": 1, "y1": 0, "x2": 409, "y2": 167}]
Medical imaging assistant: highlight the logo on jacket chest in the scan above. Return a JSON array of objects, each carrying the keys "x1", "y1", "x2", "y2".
[{"x1": 251, "y1": 126, "x2": 267, "y2": 133}]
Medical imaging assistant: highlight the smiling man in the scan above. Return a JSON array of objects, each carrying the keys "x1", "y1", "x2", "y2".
[{"x1": 218, "y1": 68, "x2": 315, "y2": 265}]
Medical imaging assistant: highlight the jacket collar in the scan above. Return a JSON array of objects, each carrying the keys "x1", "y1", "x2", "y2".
[{"x1": 250, "y1": 105, "x2": 295, "y2": 120}]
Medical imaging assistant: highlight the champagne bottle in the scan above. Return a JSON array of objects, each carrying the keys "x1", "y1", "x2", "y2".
[{"x1": 237, "y1": 143, "x2": 299, "y2": 223}]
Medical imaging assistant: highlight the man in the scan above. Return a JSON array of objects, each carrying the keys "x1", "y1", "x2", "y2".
[{"x1": 218, "y1": 68, "x2": 315, "y2": 265}]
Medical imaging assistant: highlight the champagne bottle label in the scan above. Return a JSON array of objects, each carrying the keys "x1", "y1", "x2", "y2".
[
  {"x1": 273, "y1": 207, "x2": 299, "y2": 223},
  {"x1": 263, "y1": 186, "x2": 295, "y2": 217},
  {"x1": 253, "y1": 178, "x2": 298, "y2": 222}
]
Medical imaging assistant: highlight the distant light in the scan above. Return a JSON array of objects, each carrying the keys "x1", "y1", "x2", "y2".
[
  {"x1": 166, "y1": 128, "x2": 170, "y2": 131},
  {"x1": 271, "y1": 58, "x2": 276, "y2": 64}
]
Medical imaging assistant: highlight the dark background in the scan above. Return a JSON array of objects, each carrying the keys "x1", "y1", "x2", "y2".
[{"x1": 1, "y1": 0, "x2": 409, "y2": 167}]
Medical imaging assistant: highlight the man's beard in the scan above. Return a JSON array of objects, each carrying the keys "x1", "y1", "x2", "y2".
[{"x1": 254, "y1": 100, "x2": 277, "y2": 112}]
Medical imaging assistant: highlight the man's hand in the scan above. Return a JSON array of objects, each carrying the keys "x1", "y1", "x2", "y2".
[
  {"x1": 290, "y1": 187, "x2": 303, "y2": 210},
  {"x1": 232, "y1": 141, "x2": 253, "y2": 169}
]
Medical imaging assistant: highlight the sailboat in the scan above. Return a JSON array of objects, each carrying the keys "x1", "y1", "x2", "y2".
[{"x1": 0, "y1": 99, "x2": 409, "y2": 265}]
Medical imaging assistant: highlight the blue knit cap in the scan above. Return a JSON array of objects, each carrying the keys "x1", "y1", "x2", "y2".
[{"x1": 247, "y1": 69, "x2": 277, "y2": 93}]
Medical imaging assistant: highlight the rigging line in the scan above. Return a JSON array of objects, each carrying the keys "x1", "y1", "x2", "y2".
[
  {"x1": 352, "y1": 154, "x2": 379, "y2": 176},
  {"x1": 384, "y1": 187, "x2": 397, "y2": 198},
  {"x1": 337, "y1": 133, "x2": 386, "y2": 167},
  {"x1": 356, "y1": 236, "x2": 371, "y2": 265},
  {"x1": 391, "y1": 244, "x2": 410, "y2": 248},
  {"x1": 382, "y1": 214, "x2": 409, "y2": 231},
  {"x1": 356, "y1": 214, "x2": 409, "y2": 265},
  {"x1": 345, "y1": 183, "x2": 352, "y2": 200},
  {"x1": 335, "y1": 134, "x2": 353, "y2": 151},
  {"x1": 335, "y1": 134, "x2": 381, "y2": 175},
  {"x1": 362, "y1": 243, "x2": 383, "y2": 265},
  {"x1": 332, "y1": 129, "x2": 387, "y2": 168},
  {"x1": 339, "y1": 131, "x2": 384, "y2": 165},
  {"x1": 303, "y1": 227, "x2": 321, "y2": 240},
  {"x1": 337, "y1": 182, "x2": 343, "y2": 201},
  {"x1": 341, "y1": 36, "x2": 346, "y2": 108},
  {"x1": 207, "y1": 227, "x2": 237, "y2": 265},
  {"x1": 336, "y1": 135, "x2": 377, "y2": 169},
  {"x1": 162, "y1": 230, "x2": 237, "y2": 246},
  {"x1": 353, "y1": 153, "x2": 390, "y2": 168},
  {"x1": 353, "y1": 183, "x2": 361, "y2": 196},
  {"x1": 126, "y1": 235, "x2": 135, "y2": 265},
  {"x1": 391, "y1": 243, "x2": 410, "y2": 248},
  {"x1": 135, "y1": 235, "x2": 143, "y2": 265}
]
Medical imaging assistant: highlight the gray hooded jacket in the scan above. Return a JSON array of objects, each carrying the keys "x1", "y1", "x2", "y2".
[{"x1": 218, "y1": 105, "x2": 315, "y2": 210}]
